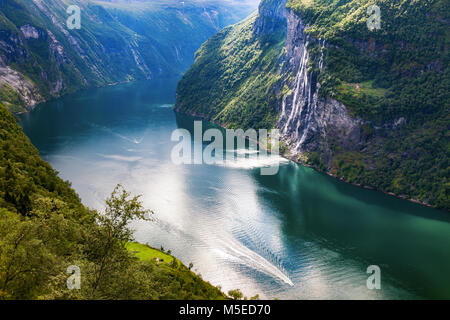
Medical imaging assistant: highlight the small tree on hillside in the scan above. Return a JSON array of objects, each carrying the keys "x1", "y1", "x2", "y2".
[
  {"x1": 87, "y1": 184, "x2": 152, "y2": 297},
  {"x1": 228, "y1": 289, "x2": 243, "y2": 300}
]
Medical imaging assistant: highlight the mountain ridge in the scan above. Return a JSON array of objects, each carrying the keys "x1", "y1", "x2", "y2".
[
  {"x1": 0, "y1": 0, "x2": 258, "y2": 113},
  {"x1": 175, "y1": 0, "x2": 449, "y2": 210}
]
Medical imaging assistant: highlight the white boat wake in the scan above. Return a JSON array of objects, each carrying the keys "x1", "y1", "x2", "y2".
[{"x1": 214, "y1": 237, "x2": 294, "y2": 286}]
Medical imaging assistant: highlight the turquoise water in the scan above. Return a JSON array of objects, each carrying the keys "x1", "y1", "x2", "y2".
[{"x1": 19, "y1": 78, "x2": 450, "y2": 299}]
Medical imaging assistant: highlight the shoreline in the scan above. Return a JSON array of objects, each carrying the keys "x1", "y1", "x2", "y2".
[
  {"x1": 11, "y1": 77, "x2": 157, "y2": 116},
  {"x1": 13, "y1": 82, "x2": 441, "y2": 212},
  {"x1": 174, "y1": 107, "x2": 440, "y2": 212},
  {"x1": 12, "y1": 83, "x2": 124, "y2": 116}
]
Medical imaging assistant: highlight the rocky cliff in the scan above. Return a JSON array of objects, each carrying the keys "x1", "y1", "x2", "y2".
[
  {"x1": 176, "y1": 0, "x2": 449, "y2": 210},
  {"x1": 253, "y1": 0, "x2": 287, "y2": 36},
  {"x1": 0, "y1": 0, "x2": 257, "y2": 112},
  {"x1": 277, "y1": 9, "x2": 363, "y2": 168}
]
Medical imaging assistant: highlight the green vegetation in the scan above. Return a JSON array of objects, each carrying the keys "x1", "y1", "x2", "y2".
[
  {"x1": 0, "y1": 83, "x2": 27, "y2": 113},
  {"x1": 288, "y1": 0, "x2": 449, "y2": 124},
  {"x1": 176, "y1": 15, "x2": 285, "y2": 130},
  {"x1": 0, "y1": 0, "x2": 256, "y2": 112},
  {"x1": 176, "y1": 0, "x2": 449, "y2": 210},
  {"x1": 126, "y1": 242, "x2": 177, "y2": 265},
  {"x1": 0, "y1": 104, "x2": 83, "y2": 214},
  {"x1": 287, "y1": 0, "x2": 449, "y2": 209},
  {"x1": 227, "y1": 288, "x2": 260, "y2": 300},
  {"x1": 334, "y1": 81, "x2": 387, "y2": 118},
  {"x1": 227, "y1": 288, "x2": 244, "y2": 300},
  {"x1": 0, "y1": 103, "x2": 225, "y2": 299}
]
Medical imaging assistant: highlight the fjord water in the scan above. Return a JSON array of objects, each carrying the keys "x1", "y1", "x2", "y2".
[{"x1": 19, "y1": 78, "x2": 450, "y2": 299}]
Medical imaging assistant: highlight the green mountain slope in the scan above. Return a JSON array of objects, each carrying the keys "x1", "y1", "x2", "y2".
[
  {"x1": 175, "y1": 0, "x2": 449, "y2": 210},
  {"x1": 0, "y1": 103, "x2": 225, "y2": 299},
  {"x1": 0, "y1": 0, "x2": 257, "y2": 113},
  {"x1": 176, "y1": 14, "x2": 285, "y2": 129},
  {"x1": 288, "y1": 0, "x2": 449, "y2": 122}
]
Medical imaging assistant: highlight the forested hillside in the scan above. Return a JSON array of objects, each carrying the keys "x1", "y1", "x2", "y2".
[
  {"x1": 0, "y1": 103, "x2": 225, "y2": 299},
  {"x1": 176, "y1": 0, "x2": 449, "y2": 210},
  {"x1": 176, "y1": 14, "x2": 285, "y2": 130},
  {"x1": 0, "y1": 0, "x2": 257, "y2": 113},
  {"x1": 288, "y1": 0, "x2": 449, "y2": 122}
]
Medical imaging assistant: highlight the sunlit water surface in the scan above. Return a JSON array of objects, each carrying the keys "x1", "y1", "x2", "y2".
[{"x1": 19, "y1": 78, "x2": 450, "y2": 299}]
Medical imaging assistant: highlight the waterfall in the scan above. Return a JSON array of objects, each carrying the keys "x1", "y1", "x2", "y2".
[
  {"x1": 279, "y1": 36, "x2": 326, "y2": 153},
  {"x1": 277, "y1": 11, "x2": 362, "y2": 162},
  {"x1": 318, "y1": 39, "x2": 325, "y2": 71},
  {"x1": 283, "y1": 40, "x2": 310, "y2": 135}
]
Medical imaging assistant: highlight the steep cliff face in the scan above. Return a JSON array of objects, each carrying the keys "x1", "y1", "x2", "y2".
[
  {"x1": 178, "y1": 0, "x2": 365, "y2": 166},
  {"x1": 253, "y1": 0, "x2": 287, "y2": 36},
  {"x1": 176, "y1": 0, "x2": 449, "y2": 210},
  {"x1": 278, "y1": 10, "x2": 363, "y2": 167},
  {"x1": 0, "y1": 0, "x2": 258, "y2": 112}
]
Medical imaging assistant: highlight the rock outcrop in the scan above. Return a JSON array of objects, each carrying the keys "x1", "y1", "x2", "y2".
[
  {"x1": 276, "y1": 9, "x2": 363, "y2": 166},
  {"x1": 253, "y1": 0, "x2": 287, "y2": 36},
  {"x1": 0, "y1": 0, "x2": 257, "y2": 112}
]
